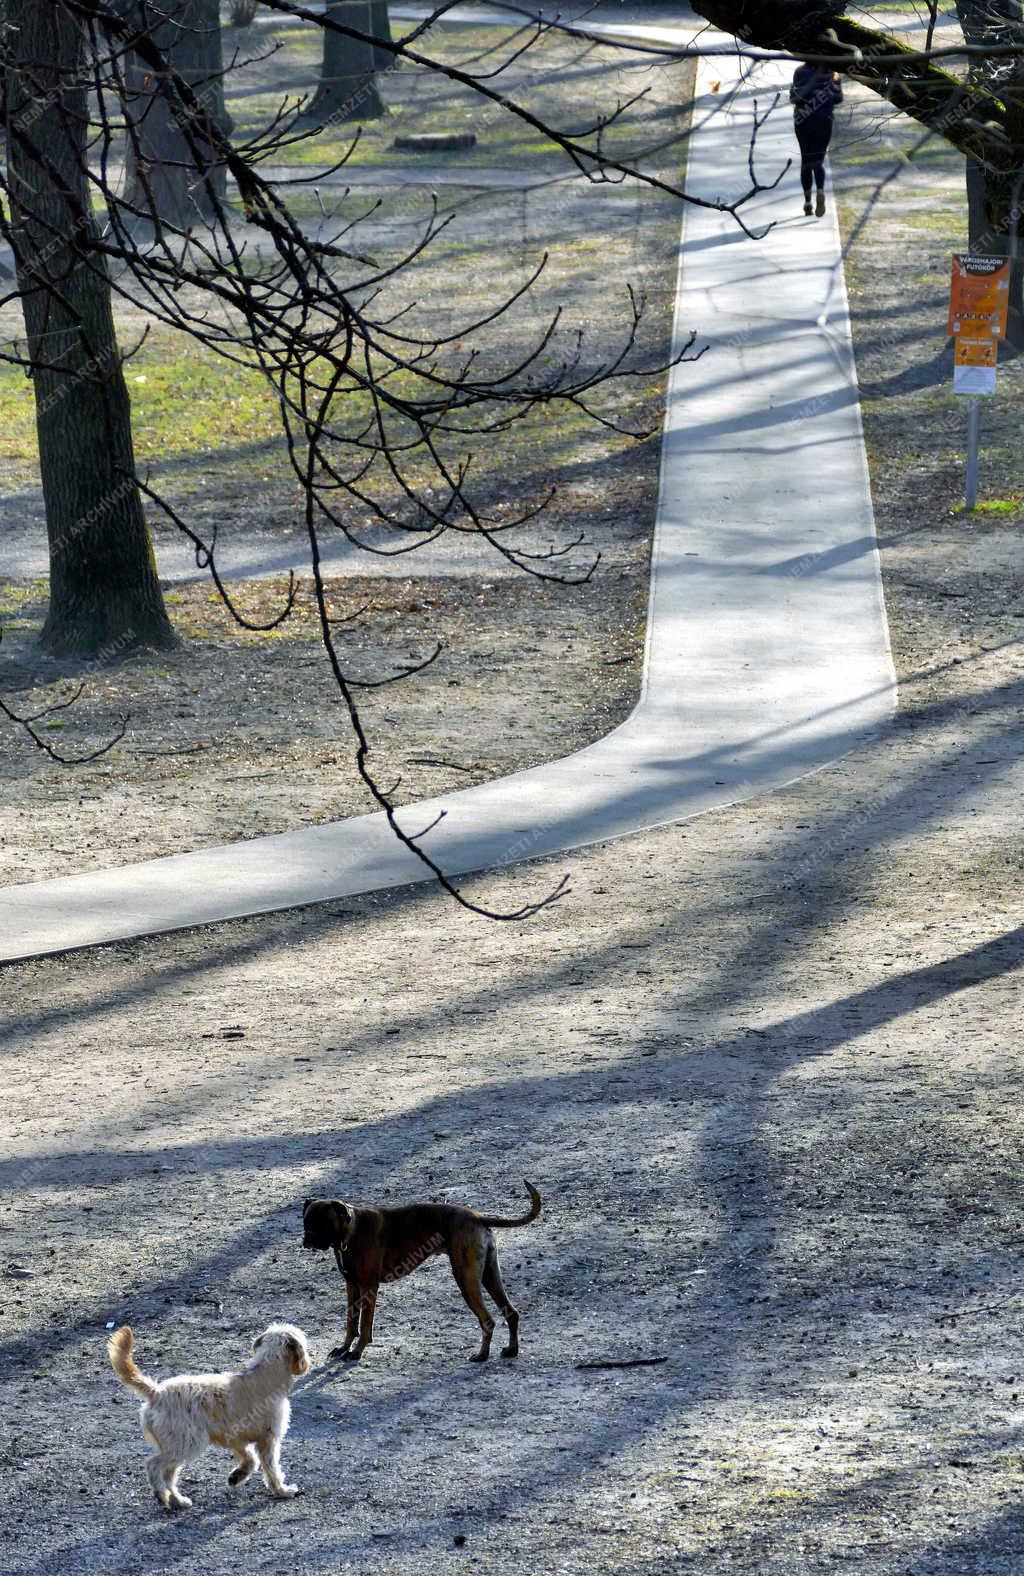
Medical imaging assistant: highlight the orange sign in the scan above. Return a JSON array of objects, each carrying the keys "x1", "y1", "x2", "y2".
[
  {"x1": 948, "y1": 254, "x2": 1010, "y2": 339},
  {"x1": 955, "y1": 337, "x2": 997, "y2": 367}
]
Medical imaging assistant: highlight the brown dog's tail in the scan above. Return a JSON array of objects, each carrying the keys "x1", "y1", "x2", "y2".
[
  {"x1": 478, "y1": 1180, "x2": 542, "y2": 1229},
  {"x1": 108, "y1": 1326, "x2": 158, "y2": 1401}
]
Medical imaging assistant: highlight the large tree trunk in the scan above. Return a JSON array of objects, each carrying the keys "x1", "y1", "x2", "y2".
[
  {"x1": 123, "y1": 0, "x2": 234, "y2": 230},
  {"x1": 370, "y1": 0, "x2": 393, "y2": 73},
  {"x1": 4, "y1": 0, "x2": 176, "y2": 656},
  {"x1": 307, "y1": 0, "x2": 384, "y2": 124}
]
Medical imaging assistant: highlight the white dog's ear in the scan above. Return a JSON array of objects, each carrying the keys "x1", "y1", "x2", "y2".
[
  {"x1": 284, "y1": 1335, "x2": 308, "y2": 1375},
  {"x1": 252, "y1": 1333, "x2": 264, "y2": 1352}
]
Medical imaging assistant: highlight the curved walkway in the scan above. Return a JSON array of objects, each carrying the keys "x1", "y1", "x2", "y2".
[{"x1": 0, "y1": 40, "x2": 896, "y2": 962}]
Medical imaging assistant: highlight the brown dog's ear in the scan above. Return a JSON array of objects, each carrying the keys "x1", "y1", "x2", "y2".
[{"x1": 303, "y1": 1198, "x2": 314, "y2": 1215}]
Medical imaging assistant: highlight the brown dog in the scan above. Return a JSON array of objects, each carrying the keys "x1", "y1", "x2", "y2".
[{"x1": 302, "y1": 1181, "x2": 541, "y2": 1363}]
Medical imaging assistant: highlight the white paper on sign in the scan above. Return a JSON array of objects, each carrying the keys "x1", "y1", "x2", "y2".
[{"x1": 953, "y1": 364, "x2": 996, "y2": 396}]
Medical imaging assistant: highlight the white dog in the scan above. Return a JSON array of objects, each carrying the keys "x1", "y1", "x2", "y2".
[{"x1": 108, "y1": 1321, "x2": 311, "y2": 1510}]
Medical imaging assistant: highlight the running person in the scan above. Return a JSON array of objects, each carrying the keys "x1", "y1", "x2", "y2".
[{"x1": 790, "y1": 66, "x2": 843, "y2": 217}]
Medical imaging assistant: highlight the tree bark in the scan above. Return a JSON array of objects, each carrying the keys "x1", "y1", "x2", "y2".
[
  {"x1": 123, "y1": 0, "x2": 234, "y2": 230},
  {"x1": 369, "y1": 0, "x2": 393, "y2": 73},
  {"x1": 307, "y1": 0, "x2": 385, "y2": 123},
  {"x1": 4, "y1": 0, "x2": 176, "y2": 656}
]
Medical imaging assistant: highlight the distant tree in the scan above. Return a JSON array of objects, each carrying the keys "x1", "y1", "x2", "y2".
[
  {"x1": 307, "y1": 0, "x2": 384, "y2": 123},
  {"x1": 370, "y1": 0, "x2": 394, "y2": 72},
  {"x1": 955, "y1": 0, "x2": 1024, "y2": 278}
]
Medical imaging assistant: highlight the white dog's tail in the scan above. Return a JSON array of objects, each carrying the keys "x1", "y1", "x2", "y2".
[{"x1": 108, "y1": 1325, "x2": 158, "y2": 1401}]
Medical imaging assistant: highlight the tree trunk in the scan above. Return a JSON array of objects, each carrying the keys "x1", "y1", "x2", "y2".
[
  {"x1": 4, "y1": 0, "x2": 176, "y2": 656},
  {"x1": 308, "y1": 0, "x2": 384, "y2": 123},
  {"x1": 965, "y1": 161, "x2": 989, "y2": 247},
  {"x1": 123, "y1": 0, "x2": 234, "y2": 230},
  {"x1": 369, "y1": 0, "x2": 393, "y2": 73}
]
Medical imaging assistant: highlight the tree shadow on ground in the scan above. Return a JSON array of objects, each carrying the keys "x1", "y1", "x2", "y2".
[{"x1": 1, "y1": 654, "x2": 1021, "y2": 1570}]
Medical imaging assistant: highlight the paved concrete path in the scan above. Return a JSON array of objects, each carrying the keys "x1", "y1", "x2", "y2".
[{"x1": 0, "y1": 39, "x2": 897, "y2": 961}]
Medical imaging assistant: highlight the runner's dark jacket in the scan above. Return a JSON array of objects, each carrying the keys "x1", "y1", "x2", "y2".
[{"x1": 790, "y1": 66, "x2": 843, "y2": 127}]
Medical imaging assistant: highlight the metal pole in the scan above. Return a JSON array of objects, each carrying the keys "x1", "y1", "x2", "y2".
[
  {"x1": 1010, "y1": 168, "x2": 1024, "y2": 320},
  {"x1": 965, "y1": 398, "x2": 982, "y2": 510}
]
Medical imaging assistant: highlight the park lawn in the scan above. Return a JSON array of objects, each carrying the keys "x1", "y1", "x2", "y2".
[
  {"x1": 0, "y1": 316, "x2": 665, "y2": 533},
  {"x1": 0, "y1": 342, "x2": 280, "y2": 465},
  {"x1": 227, "y1": 20, "x2": 691, "y2": 175},
  {"x1": 0, "y1": 18, "x2": 685, "y2": 538}
]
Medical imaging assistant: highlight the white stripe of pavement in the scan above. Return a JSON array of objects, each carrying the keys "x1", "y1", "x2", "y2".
[{"x1": 0, "y1": 42, "x2": 896, "y2": 962}]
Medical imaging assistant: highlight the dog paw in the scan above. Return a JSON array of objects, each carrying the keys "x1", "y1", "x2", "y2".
[
  {"x1": 168, "y1": 1495, "x2": 192, "y2": 1511},
  {"x1": 468, "y1": 1351, "x2": 491, "y2": 1363},
  {"x1": 500, "y1": 1346, "x2": 519, "y2": 1359},
  {"x1": 328, "y1": 1344, "x2": 353, "y2": 1361},
  {"x1": 273, "y1": 1484, "x2": 300, "y2": 1499}
]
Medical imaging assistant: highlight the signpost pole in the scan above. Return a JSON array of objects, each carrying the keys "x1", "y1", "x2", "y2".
[{"x1": 965, "y1": 398, "x2": 981, "y2": 510}]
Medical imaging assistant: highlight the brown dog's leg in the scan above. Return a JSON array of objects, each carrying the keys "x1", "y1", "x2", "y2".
[
  {"x1": 450, "y1": 1240, "x2": 495, "y2": 1362},
  {"x1": 330, "y1": 1277, "x2": 360, "y2": 1361},
  {"x1": 346, "y1": 1284, "x2": 377, "y2": 1359},
  {"x1": 482, "y1": 1242, "x2": 521, "y2": 1358}
]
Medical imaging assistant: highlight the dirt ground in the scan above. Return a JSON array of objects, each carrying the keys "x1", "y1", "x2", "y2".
[
  {"x1": 1, "y1": 24, "x2": 1024, "y2": 1576},
  {"x1": 0, "y1": 561, "x2": 647, "y2": 884}
]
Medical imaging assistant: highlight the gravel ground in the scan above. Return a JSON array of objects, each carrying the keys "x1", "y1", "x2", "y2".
[{"x1": 1, "y1": 30, "x2": 1024, "y2": 1576}]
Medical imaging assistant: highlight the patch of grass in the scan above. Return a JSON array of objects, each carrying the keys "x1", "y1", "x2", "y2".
[
  {"x1": 971, "y1": 496, "x2": 1022, "y2": 515},
  {"x1": 0, "y1": 23, "x2": 688, "y2": 556},
  {"x1": 0, "y1": 580, "x2": 45, "y2": 610},
  {"x1": 127, "y1": 346, "x2": 280, "y2": 459},
  {"x1": 228, "y1": 24, "x2": 688, "y2": 175},
  {"x1": 0, "y1": 340, "x2": 280, "y2": 466}
]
